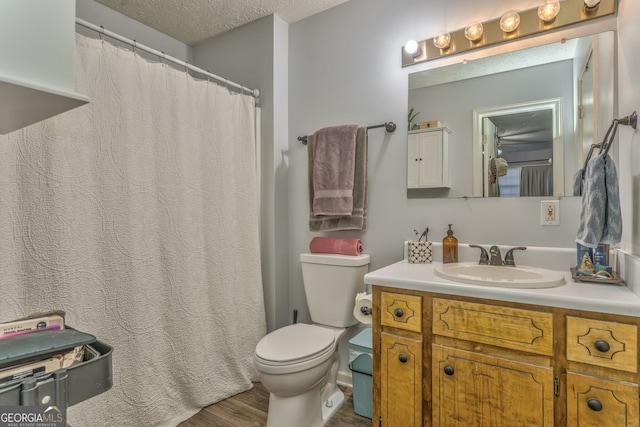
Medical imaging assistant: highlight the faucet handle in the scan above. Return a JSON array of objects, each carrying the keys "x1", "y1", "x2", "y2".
[
  {"x1": 504, "y1": 247, "x2": 527, "y2": 266},
  {"x1": 469, "y1": 245, "x2": 489, "y2": 264}
]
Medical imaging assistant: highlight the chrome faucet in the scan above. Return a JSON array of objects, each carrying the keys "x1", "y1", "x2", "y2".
[
  {"x1": 489, "y1": 246, "x2": 503, "y2": 265},
  {"x1": 469, "y1": 245, "x2": 527, "y2": 266}
]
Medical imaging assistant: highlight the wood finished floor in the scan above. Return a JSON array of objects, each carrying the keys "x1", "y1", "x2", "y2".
[{"x1": 178, "y1": 382, "x2": 372, "y2": 427}]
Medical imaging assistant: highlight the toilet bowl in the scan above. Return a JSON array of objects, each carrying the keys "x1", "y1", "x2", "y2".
[
  {"x1": 254, "y1": 323, "x2": 346, "y2": 427},
  {"x1": 254, "y1": 253, "x2": 370, "y2": 427}
]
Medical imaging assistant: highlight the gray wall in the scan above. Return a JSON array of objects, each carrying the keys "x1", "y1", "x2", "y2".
[
  {"x1": 286, "y1": 0, "x2": 598, "y2": 326},
  {"x1": 617, "y1": 0, "x2": 640, "y2": 295}
]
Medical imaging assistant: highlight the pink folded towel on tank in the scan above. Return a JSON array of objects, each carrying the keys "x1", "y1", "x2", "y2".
[{"x1": 309, "y1": 237, "x2": 363, "y2": 256}]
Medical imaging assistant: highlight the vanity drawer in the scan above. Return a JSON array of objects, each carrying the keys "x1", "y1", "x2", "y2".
[
  {"x1": 566, "y1": 316, "x2": 638, "y2": 373},
  {"x1": 432, "y1": 298, "x2": 554, "y2": 356},
  {"x1": 380, "y1": 292, "x2": 422, "y2": 333}
]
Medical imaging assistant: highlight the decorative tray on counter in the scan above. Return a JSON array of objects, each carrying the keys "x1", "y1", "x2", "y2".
[{"x1": 570, "y1": 267, "x2": 625, "y2": 285}]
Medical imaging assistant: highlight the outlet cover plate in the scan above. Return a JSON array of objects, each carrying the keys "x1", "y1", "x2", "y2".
[{"x1": 541, "y1": 200, "x2": 560, "y2": 225}]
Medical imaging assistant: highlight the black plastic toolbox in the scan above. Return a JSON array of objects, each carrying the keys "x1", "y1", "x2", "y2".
[{"x1": 0, "y1": 330, "x2": 113, "y2": 407}]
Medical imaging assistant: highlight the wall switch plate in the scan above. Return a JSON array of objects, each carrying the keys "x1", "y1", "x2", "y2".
[{"x1": 541, "y1": 200, "x2": 560, "y2": 225}]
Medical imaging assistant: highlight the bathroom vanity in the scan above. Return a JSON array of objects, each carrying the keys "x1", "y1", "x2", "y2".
[{"x1": 365, "y1": 260, "x2": 640, "y2": 427}]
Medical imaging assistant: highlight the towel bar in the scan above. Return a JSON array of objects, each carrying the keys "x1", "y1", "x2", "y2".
[
  {"x1": 297, "y1": 122, "x2": 397, "y2": 145},
  {"x1": 580, "y1": 111, "x2": 637, "y2": 178}
]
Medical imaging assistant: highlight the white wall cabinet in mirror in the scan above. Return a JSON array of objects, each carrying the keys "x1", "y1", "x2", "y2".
[
  {"x1": 407, "y1": 31, "x2": 614, "y2": 198},
  {"x1": 407, "y1": 127, "x2": 450, "y2": 189}
]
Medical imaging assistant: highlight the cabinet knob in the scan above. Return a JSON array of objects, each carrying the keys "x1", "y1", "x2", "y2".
[
  {"x1": 587, "y1": 398, "x2": 603, "y2": 412},
  {"x1": 394, "y1": 308, "x2": 404, "y2": 318},
  {"x1": 443, "y1": 365, "x2": 454, "y2": 376},
  {"x1": 398, "y1": 354, "x2": 408, "y2": 363},
  {"x1": 594, "y1": 340, "x2": 610, "y2": 353}
]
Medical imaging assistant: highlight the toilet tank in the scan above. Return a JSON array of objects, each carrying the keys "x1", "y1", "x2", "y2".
[{"x1": 300, "y1": 253, "x2": 370, "y2": 328}]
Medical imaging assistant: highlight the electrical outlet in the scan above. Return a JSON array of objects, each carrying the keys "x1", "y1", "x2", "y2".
[{"x1": 541, "y1": 200, "x2": 560, "y2": 225}]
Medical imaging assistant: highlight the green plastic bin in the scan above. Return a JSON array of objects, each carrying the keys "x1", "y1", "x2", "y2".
[{"x1": 348, "y1": 328, "x2": 372, "y2": 419}]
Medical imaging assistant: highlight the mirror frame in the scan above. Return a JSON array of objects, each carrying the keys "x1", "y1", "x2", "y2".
[{"x1": 472, "y1": 98, "x2": 563, "y2": 197}]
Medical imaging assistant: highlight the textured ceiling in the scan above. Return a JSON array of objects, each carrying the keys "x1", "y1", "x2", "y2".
[{"x1": 95, "y1": 0, "x2": 350, "y2": 45}]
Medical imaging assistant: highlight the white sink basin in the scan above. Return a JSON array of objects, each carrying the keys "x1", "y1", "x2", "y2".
[{"x1": 434, "y1": 262, "x2": 565, "y2": 288}]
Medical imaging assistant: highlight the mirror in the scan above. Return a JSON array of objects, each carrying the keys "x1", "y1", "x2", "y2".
[{"x1": 407, "y1": 31, "x2": 615, "y2": 198}]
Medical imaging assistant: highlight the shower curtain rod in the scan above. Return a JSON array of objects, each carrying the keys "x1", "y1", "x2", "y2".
[
  {"x1": 297, "y1": 122, "x2": 397, "y2": 145},
  {"x1": 75, "y1": 18, "x2": 260, "y2": 98}
]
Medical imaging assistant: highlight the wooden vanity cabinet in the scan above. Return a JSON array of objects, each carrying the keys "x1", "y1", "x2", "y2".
[{"x1": 372, "y1": 285, "x2": 640, "y2": 427}]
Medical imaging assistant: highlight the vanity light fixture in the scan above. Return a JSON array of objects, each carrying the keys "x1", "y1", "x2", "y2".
[
  {"x1": 433, "y1": 31, "x2": 451, "y2": 49},
  {"x1": 538, "y1": 0, "x2": 561, "y2": 23},
  {"x1": 404, "y1": 40, "x2": 421, "y2": 57},
  {"x1": 499, "y1": 10, "x2": 521, "y2": 33},
  {"x1": 464, "y1": 22, "x2": 484, "y2": 42},
  {"x1": 402, "y1": 0, "x2": 616, "y2": 67},
  {"x1": 584, "y1": 0, "x2": 601, "y2": 10}
]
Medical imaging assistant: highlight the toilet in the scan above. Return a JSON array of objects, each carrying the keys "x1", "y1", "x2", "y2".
[{"x1": 254, "y1": 253, "x2": 370, "y2": 427}]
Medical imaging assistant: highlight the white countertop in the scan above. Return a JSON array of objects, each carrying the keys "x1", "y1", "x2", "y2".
[{"x1": 364, "y1": 260, "x2": 640, "y2": 317}]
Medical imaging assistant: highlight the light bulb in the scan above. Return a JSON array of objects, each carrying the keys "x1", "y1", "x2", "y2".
[
  {"x1": 500, "y1": 10, "x2": 521, "y2": 33},
  {"x1": 538, "y1": 0, "x2": 560, "y2": 22},
  {"x1": 464, "y1": 22, "x2": 484, "y2": 42},
  {"x1": 404, "y1": 40, "x2": 421, "y2": 57},
  {"x1": 433, "y1": 31, "x2": 451, "y2": 49},
  {"x1": 584, "y1": 0, "x2": 601, "y2": 9}
]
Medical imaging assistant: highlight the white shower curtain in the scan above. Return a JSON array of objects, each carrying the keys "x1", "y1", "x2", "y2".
[{"x1": 0, "y1": 34, "x2": 266, "y2": 426}]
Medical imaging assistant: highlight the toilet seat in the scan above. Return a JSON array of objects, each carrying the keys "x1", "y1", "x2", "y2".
[{"x1": 254, "y1": 324, "x2": 336, "y2": 374}]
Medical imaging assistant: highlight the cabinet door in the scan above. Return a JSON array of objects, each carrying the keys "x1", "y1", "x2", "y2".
[
  {"x1": 432, "y1": 345, "x2": 554, "y2": 427},
  {"x1": 407, "y1": 130, "x2": 448, "y2": 188},
  {"x1": 407, "y1": 134, "x2": 421, "y2": 188},
  {"x1": 381, "y1": 332, "x2": 422, "y2": 427},
  {"x1": 417, "y1": 131, "x2": 444, "y2": 187},
  {"x1": 567, "y1": 371, "x2": 639, "y2": 427}
]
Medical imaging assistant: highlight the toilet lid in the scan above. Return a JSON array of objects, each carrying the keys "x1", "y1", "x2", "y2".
[{"x1": 255, "y1": 323, "x2": 335, "y2": 364}]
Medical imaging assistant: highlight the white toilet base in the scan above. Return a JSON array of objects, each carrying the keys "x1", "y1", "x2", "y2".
[
  {"x1": 264, "y1": 348, "x2": 345, "y2": 427},
  {"x1": 320, "y1": 385, "x2": 345, "y2": 423},
  {"x1": 265, "y1": 383, "x2": 345, "y2": 427}
]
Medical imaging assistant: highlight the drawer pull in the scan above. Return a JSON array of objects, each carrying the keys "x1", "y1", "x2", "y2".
[
  {"x1": 594, "y1": 340, "x2": 610, "y2": 353},
  {"x1": 587, "y1": 398, "x2": 603, "y2": 412},
  {"x1": 443, "y1": 365, "x2": 455, "y2": 376},
  {"x1": 394, "y1": 308, "x2": 404, "y2": 318},
  {"x1": 398, "y1": 354, "x2": 408, "y2": 363}
]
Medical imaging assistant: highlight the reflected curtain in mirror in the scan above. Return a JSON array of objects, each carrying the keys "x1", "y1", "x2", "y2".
[{"x1": 520, "y1": 165, "x2": 554, "y2": 196}]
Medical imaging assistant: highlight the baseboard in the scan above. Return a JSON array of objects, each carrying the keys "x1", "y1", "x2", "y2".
[{"x1": 337, "y1": 370, "x2": 352, "y2": 388}]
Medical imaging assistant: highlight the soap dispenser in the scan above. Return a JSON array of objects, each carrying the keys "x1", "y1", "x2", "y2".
[{"x1": 443, "y1": 224, "x2": 458, "y2": 264}]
